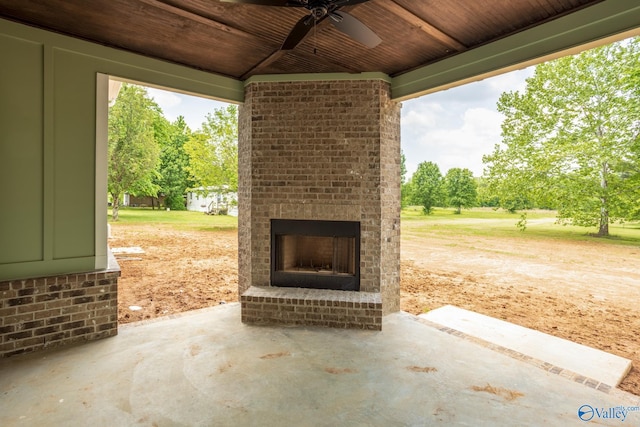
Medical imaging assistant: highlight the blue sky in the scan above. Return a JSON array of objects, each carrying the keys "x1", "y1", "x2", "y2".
[{"x1": 146, "y1": 67, "x2": 533, "y2": 179}]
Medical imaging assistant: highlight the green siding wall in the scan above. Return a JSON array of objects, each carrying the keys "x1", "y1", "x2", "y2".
[
  {"x1": 0, "y1": 19, "x2": 243, "y2": 281},
  {"x1": 0, "y1": 34, "x2": 44, "y2": 265},
  {"x1": 52, "y1": 49, "x2": 96, "y2": 260}
]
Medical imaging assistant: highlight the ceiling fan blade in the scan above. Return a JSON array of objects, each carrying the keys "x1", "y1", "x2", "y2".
[
  {"x1": 330, "y1": 11, "x2": 381, "y2": 48},
  {"x1": 220, "y1": 0, "x2": 302, "y2": 6},
  {"x1": 280, "y1": 15, "x2": 317, "y2": 50}
]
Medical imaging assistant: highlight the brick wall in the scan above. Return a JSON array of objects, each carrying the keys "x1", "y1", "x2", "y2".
[
  {"x1": 0, "y1": 268, "x2": 119, "y2": 357},
  {"x1": 379, "y1": 85, "x2": 402, "y2": 314},
  {"x1": 238, "y1": 78, "x2": 401, "y2": 325}
]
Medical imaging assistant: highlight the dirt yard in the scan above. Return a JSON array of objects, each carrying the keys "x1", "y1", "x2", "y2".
[{"x1": 109, "y1": 223, "x2": 639, "y2": 396}]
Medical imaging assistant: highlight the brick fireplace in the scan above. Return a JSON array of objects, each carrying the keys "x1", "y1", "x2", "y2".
[{"x1": 238, "y1": 78, "x2": 401, "y2": 330}]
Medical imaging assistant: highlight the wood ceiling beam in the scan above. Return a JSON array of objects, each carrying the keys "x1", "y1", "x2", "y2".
[
  {"x1": 143, "y1": 0, "x2": 293, "y2": 78},
  {"x1": 139, "y1": 0, "x2": 258, "y2": 41},
  {"x1": 373, "y1": 0, "x2": 466, "y2": 52},
  {"x1": 241, "y1": 50, "x2": 286, "y2": 79}
]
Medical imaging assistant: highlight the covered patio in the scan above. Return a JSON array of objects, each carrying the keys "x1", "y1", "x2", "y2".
[
  {"x1": 1, "y1": 0, "x2": 640, "y2": 424},
  {"x1": 1, "y1": 303, "x2": 638, "y2": 426}
]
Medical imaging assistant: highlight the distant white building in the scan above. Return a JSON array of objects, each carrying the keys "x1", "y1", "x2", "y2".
[{"x1": 186, "y1": 187, "x2": 238, "y2": 216}]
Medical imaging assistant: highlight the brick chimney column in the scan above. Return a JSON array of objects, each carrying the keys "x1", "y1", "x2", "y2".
[{"x1": 238, "y1": 79, "x2": 400, "y2": 317}]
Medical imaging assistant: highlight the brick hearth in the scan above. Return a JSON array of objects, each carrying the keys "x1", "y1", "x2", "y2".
[{"x1": 241, "y1": 286, "x2": 382, "y2": 330}]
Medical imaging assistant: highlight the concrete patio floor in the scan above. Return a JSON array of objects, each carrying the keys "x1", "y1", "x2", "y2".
[{"x1": 1, "y1": 303, "x2": 638, "y2": 426}]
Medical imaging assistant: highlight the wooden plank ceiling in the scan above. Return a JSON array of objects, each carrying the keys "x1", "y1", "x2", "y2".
[{"x1": 0, "y1": 0, "x2": 602, "y2": 80}]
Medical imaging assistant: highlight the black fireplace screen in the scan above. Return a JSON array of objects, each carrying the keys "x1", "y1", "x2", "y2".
[{"x1": 271, "y1": 219, "x2": 360, "y2": 291}]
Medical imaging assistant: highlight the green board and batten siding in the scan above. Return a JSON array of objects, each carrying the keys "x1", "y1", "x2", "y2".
[
  {"x1": 0, "y1": 19, "x2": 243, "y2": 281},
  {"x1": 1, "y1": 35, "x2": 44, "y2": 266}
]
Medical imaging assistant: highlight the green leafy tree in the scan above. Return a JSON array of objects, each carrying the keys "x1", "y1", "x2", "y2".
[
  {"x1": 400, "y1": 151, "x2": 411, "y2": 208},
  {"x1": 483, "y1": 37, "x2": 640, "y2": 236},
  {"x1": 444, "y1": 168, "x2": 477, "y2": 214},
  {"x1": 155, "y1": 116, "x2": 193, "y2": 210},
  {"x1": 108, "y1": 84, "x2": 161, "y2": 221},
  {"x1": 410, "y1": 161, "x2": 444, "y2": 214},
  {"x1": 185, "y1": 105, "x2": 238, "y2": 194},
  {"x1": 476, "y1": 177, "x2": 500, "y2": 208},
  {"x1": 400, "y1": 151, "x2": 407, "y2": 183},
  {"x1": 626, "y1": 51, "x2": 640, "y2": 219}
]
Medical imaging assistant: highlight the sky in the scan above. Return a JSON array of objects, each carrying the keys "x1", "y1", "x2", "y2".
[
  {"x1": 401, "y1": 68, "x2": 533, "y2": 177},
  {"x1": 145, "y1": 67, "x2": 534, "y2": 179},
  {"x1": 146, "y1": 87, "x2": 230, "y2": 130}
]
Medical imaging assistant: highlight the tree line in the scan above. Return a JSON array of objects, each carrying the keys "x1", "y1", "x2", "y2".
[
  {"x1": 404, "y1": 37, "x2": 639, "y2": 237},
  {"x1": 402, "y1": 158, "x2": 478, "y2": 215},
  {"x1": 107, "y1": 84, "x2": 238, "y2": 221},
  {"x1": 109, "y1": 38, "x2": 638, "y2": 237}
]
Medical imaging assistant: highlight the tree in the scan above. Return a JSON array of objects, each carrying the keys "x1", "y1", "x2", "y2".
[
  {"x1": 444, "y1": 168, "x2": 477, "y2": 214},
  {"x1": 483, "y1": 38, "x2": 640, "y2": 236},
  {"x1": 154, "y1": 116, "x2": 193, "y2": 210},
  {"x1": 400, "y1": 151, "x2": 411, "y2": 208},
  {"x1": 185, "y1": 105, "x2": 238, "y2": 194},
  {"x1": 400, "y1": 151, "x2": 407, "y2": 184},
  {"x1": 108, "y1": 84, "x2": 161, "y2": 221},
  {"x1": 476, "y1": 177, "x2": 500, "y2": 208},
  {"x1": 410, "y1": 161, "x2": 444, "y2": 214}
]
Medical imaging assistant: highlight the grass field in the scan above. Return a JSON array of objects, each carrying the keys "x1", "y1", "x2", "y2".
[
  {"x1": 401, "y1": 206, "x2": 640, "y2": 246},
  {"x1": 108, "y1": 206, "x2": 640, "y2": 246},
  {"x1": 108, "y1": 207, "x2": 237, "y2": 231}
]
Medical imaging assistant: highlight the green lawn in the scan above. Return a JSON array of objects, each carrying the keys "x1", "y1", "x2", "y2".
[
  {"x1": 401, "y1": 206, "x2": 640, "y2": 246},
  {"x1": 108, "y1": 206, "x2": 640, "y2": 246},
  {"x1": 108, "y1": 207, "x2": 237, "y2": 232}
]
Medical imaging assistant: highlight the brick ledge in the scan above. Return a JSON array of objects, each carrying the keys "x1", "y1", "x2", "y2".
[{"x1": 241, "y1": 286, "x2": 382, "y2": 330}]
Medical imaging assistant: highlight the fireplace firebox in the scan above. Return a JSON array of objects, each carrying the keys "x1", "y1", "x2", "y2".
[{"x1": 271, "y1": 219, "x2": 360, "y2": 291}]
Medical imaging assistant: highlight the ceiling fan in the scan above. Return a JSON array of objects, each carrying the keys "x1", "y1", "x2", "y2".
[{"x1": 220, "y1": 0, "x2": 381, "y2": 50}]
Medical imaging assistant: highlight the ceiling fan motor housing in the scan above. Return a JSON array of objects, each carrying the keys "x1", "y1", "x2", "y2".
[
  {"x1": 235, "y1": 0, "x2": 377, "y2": 50},
  {"x1": 311, "y1": 6, "x2": 328, "y2": 19}
]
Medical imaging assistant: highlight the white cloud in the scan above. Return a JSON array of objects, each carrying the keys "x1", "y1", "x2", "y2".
[
  {"x1": 487, "y1": 67, "x2": 533, "y2": 94},
  {"x1": 401, "y1": 103, "x2": 443, "y2": 128},
  {"x1": 401, "y1": 68, "x2": 533, "y2": 179},
  {"x1": 147, "y1": 87, "x2": 182, "y2": 108},
  {"x1": 462, "y1": 107, "x2": 502, "y2": 140},
  {"x1": 407, "y1": 108, "x2": 501, "y2": 176}
]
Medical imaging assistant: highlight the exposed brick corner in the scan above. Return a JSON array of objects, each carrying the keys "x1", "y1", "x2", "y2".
[{"x1": 0, "y1": 265, "x2": 120, "y2": 357}]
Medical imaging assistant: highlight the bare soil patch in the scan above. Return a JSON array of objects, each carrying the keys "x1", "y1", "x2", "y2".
[
  {"x1": 109, "y1": 224, "x2": 237, "y2": 323},
  {"x1": 401, "y1": 234, "x2": 640, "y2": 396},
  {"x1": 109, "y1": 223, "x2": 639, "y2": 395}
]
